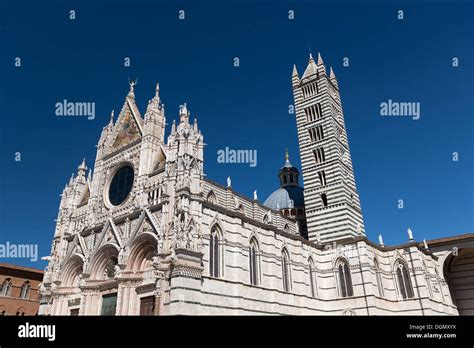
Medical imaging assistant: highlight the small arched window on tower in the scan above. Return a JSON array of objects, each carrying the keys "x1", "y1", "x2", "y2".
[
  {"x1": 321, "y1": 193, "x2": 328, "y2": 207},
  {"x1": 395, "y1": 260, "x2": 414, "y2": 300},
  {"x1": 1, "y1": 278, "x2": 12, "y2": 297},
  {"x1": 281, "y1": 248, "x2": 292, "y2": 292},
  {"x1": 283, "y1": 224, "x2": 290, "y2": 233},
  {"x1": 337, "y1": 259, "x2": 353, "y2": 297},
  {"x1": 318, "y1": 171, "x2": 327, "y2": 186},
  {"x1": 313, "y1": 147, "x2": 325, "y2": 164},
  {"x1": 209, "y1": 225, "x2": 222, "y2": 278},
  {"x1": 19, "y1": 281, "x2": 30, "y2": 299},
  {"x1": 249, "y1": 238, "x2": 260, "y2": 286}
]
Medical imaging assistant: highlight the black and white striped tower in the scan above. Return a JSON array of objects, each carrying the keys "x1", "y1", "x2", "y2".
[{"x1": 291, "y1": 53, "x2": 365, "y2": 243}]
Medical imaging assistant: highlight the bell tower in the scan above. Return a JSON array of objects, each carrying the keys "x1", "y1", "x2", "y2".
[{"x1": 292, "y1": 53, "x2": 365, "y2": 243}]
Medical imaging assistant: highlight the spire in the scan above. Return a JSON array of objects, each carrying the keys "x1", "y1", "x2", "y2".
[
  {"x1": 77, "y1": 158, "x2": 87, "y2": 177},
  {"x1": 179, "y1": 103, "x2": 190, "y2": 124},
  {"x1": 282, "y1": 149, "x2": 294, "y2": 168},
  {"x1": 109, "y1": 110, "x2": 114, "y2": 125},
  {"x1": 309, "y1": 52, "x2": 315, "y2": 63},
  {"x1": 144, "y1": 82, "x2": 165, "y2": 129},
  {"x1": 301, "y1": 52, "x2": 318, "y2": 81},
  {"x1": 155, "y1": 83, "x2": 160, "y2": 100},
  {"x1": 292, "y1": 64, "x2": 299, "y2": 77},
  {"x1": 317, "y1": 52, "x2": 324, "y2": 65},
  {"x1": 317, "y1": 52, "x2": 326, "y2": 75},
  {"x1": 329, "y1": 67, "x2": 339, "y2": 89},
  {"x1": 292, "y1": 64, "x2": 300, "y2": 87}
]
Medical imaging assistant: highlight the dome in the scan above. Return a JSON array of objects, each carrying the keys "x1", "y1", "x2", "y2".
[{"x1": 264, "y1": 186, "x2": 305, "y2": 210}]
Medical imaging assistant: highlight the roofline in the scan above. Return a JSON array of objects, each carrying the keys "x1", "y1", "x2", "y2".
[
  {"x1": 203, "y1": 177, "x2": 298, "y2": 220},
  {"x1": 420, "y1": 232, "x2": 474, "y2": 248},
  {"x1": 0, "y1": 262, "x2": 44, "y2": 275}
]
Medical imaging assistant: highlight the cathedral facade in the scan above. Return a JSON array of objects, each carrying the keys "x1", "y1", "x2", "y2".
[{"x1": 39, "y1": 54, "x2": 474, "y2": 316}]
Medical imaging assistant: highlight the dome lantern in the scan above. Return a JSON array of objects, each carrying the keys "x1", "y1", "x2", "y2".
[{"x1": 279, "y1": 149, "x2": 300, "y2": 187}]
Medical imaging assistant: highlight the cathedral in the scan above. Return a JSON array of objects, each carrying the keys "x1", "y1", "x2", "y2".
[{"x1": 39, "y1": 54, "x2": 474, "y2": 316}]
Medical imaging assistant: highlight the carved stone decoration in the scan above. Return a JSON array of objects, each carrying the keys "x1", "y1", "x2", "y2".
[
  {"x1": 118, "y1": 246, "x2": 129, "y2": 266},
  {"x1": 151, "y1": 255, "x2": 161, "y2": 269},
  {"x1": 106, "y1": 230, "x2": 113, "y2": 242}
]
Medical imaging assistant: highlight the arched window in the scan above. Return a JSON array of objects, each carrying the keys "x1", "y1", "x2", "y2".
[
  {"x1": 209, "y1": 225, "x2": 221, "y2": 278},
  {"x1": 337, "y1": 259, "x2": 353, "y2": 297},
  {"x1": 238, "y1": 204, "x2": 245, "y2": 215},
  {"x1": 20, "y1": 281, "x2": 30, "y2": 299},
  {"x1": 321, "y1": 193, "x2": 328, "y2": 207},
  {"x1": 374, "y1": 258, "x2": 384, "y2": 297},
  {"x1": 281, "y1": 248, "x2": 292, "y2": 292},
  {"x1": 395, "y1": 260, "x2": 414, "y2": 299},
  {"x1": 309, "y1": 258, "x2": 318, "y2": 297},
  {"x1": 249, "y1": 238, "x2": 260, "y2": 286},
  {"x1": 263, "y1": 214, "x2": 269, "y2": 224},
  {"x1": 207, "y1": 191, "x2": 217, "y2": 205},
  {"x1": 283, "y1": 224, "x2": 290, "y2": 233},
  {"x1": 1, "y1": 278, "x2": 12, "y2": 297}
]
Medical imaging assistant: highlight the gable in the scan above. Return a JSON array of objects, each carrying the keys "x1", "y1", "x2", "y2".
[
  {"x1": 152, "y1": 146, "x2": 167, "y2": 171},
  {"x1": 92, "y1": 218, "x2": 123, "y2": 254},
  {"x1": 111, "y1": 100, "x2": 142, "y2": 150},
  {"x1": 128, "y1": 209, "x2": 161, "y2": 244}
]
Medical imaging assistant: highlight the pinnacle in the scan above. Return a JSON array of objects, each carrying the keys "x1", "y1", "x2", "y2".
[{"x1": 317, "y1": 52, "x2": 324, "y2": 65}]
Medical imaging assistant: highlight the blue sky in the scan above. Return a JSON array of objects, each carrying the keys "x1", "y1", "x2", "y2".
[{"x1": 0, "y1": 0, "x2": 472, "y2": 269}]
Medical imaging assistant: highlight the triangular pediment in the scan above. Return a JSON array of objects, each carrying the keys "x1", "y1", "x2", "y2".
[
  {"x1": 128, "y1": 209, "x2": 161, "y2": 244},
  {"x1": 64, "y1": 235, "x2": 87, "y2": 261},
  {"x1": 92, "y1": 218, "x2": 123, "y2": 253},
  {"x1": 152, "y1": 146, "x2": 167, "y2": 171},
  {"x1": 109, "y1": 98, "x2": 143, "y2": 151}
]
